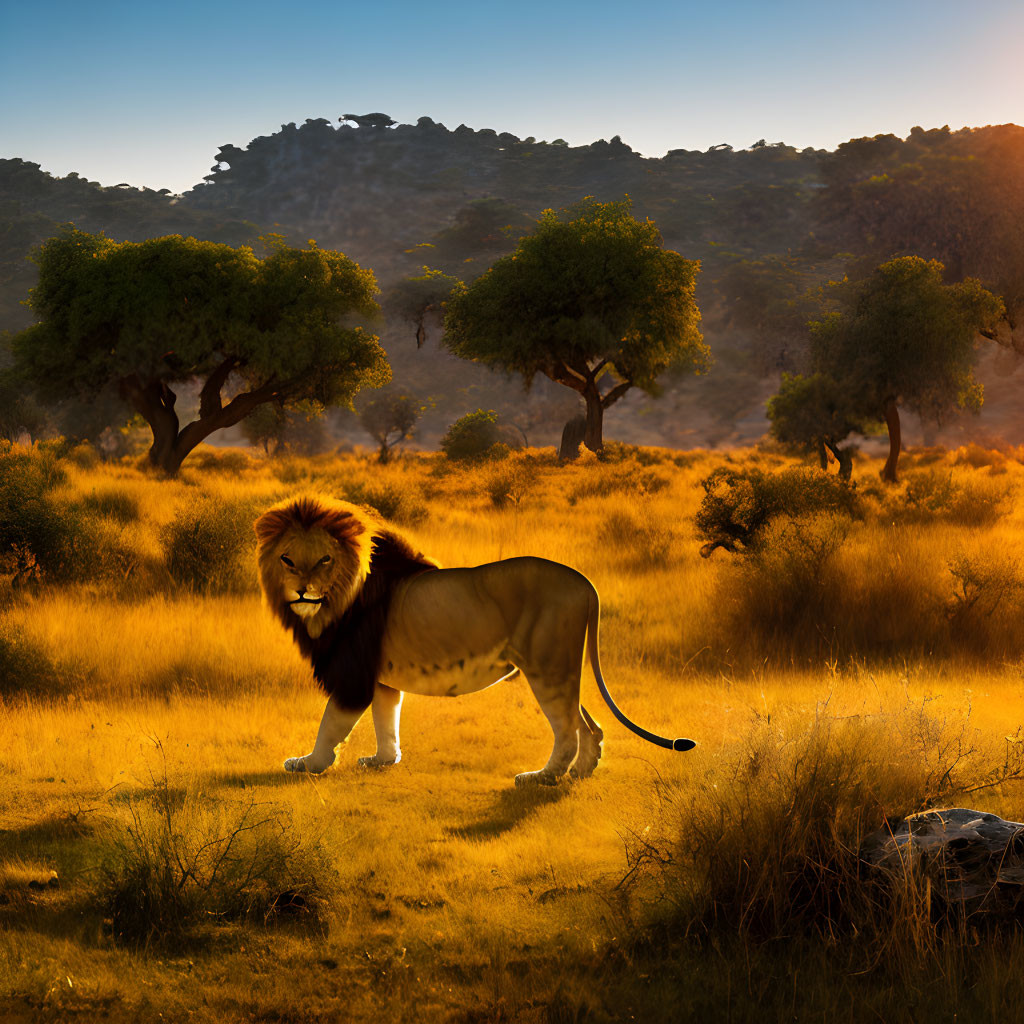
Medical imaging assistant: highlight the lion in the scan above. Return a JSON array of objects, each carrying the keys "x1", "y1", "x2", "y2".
[{"x1": 255, "y1": 495, "x2": 695, "y2": 786}]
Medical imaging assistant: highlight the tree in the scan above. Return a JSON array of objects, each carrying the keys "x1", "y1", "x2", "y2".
[
  {"x1": 358, "y1": 391, "x2": 422, "y2": 462},
  {"x1": 385, "y1": 268, "x2": 460, "y2": 348},
  {"x1": 808, "y1": 257, "x2": 1002, "y2": 482},
  {"x1": 443, "y1": 199, "x2": 708, "y2": 452},
  {"x1": 766, "y1": 372, "x2": 879, "y2": 481},
  {"x1": 12, "y1": 229, "x2": 389, "y2": 475}
]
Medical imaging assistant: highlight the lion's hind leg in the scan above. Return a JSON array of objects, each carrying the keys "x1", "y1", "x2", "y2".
[
  {"x1": 515, "y1": 674, "x2": 582, "y2": 788},
  {"x1": 569, "y1": 705, "x2": 604, "y2": 780}
]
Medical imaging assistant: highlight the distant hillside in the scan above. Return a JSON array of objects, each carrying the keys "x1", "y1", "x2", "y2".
[{"x1": 3, "y1": 117, "x2": 1023, "y2": 449}]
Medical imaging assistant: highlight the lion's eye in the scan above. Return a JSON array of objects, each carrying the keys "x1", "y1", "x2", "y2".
[
  {"x1": 318, "y1": 555, "x2": 332, "y2": 566},
  {"x1": 280, "y1": 555, "x2": 295, "y2": 568}
]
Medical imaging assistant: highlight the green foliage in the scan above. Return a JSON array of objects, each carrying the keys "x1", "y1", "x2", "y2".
[
  {"x1": 809, "y1": 257, "x2": 1002, "y2": 420},
  {"x1": 695, "y1": 465, "x2": 858, "y2": 555},
  {"x1": 11, "y1": 229, "x2": 389, "y2": 473},
  {"x1": 358, "y1": 391, "x2": 422, "y2": 461},
  {"x1": 385, "y1": 268, "x2": 461, "y2": 348},
  {"x1": 163, "y1": 497, "x2": 258, "y2": 592},
  {"x1": 444, "y1": 198, "x2": 707, "y2": 450},
  {"x1": 440, "y1": 409, "x2": 507, "y2": 462},
  {"x1": 445, "y1": 198, "x2": 707, "y2": 389},
  {"x1": 767, "y1": 372, "x2": 879, "y2": 468}
]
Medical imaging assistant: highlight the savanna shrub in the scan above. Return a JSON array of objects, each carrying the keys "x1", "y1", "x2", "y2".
[
  {"x1": 567, "y1": 464, "x2": 670, "y2": 504},
  {"x1": 99, "y1": 785, "x2": 332, "y2": 946},
  {"x1": 695, "y1": 466, "x2": 858, "y2": 556},
  {"x1": 599, "y1": 504, "x2": 675, "y2": 569},
  {"x1": 164, "y1": 497, "x2": 258, "y2": 592},
  {"x1": 640, "y1": 704, "x2": 986, "y2": 946},
  {"x1": 80, "y1": 488, "x2": 141, "y2": 524},
  {"x1": 725, "y1": 513, "x2": 851, "y2": 647},
  {"x1": 0, "y1": 444, "x2": 103, "y2": 583},
  {"x1": 895, "y1": 470, "x2": 1008, "y2": 527},
  {"x1": 344, "y1": 481, "x2": 428, "y2": 525},
  {"x1": 0, "y1": 623, "x2": 56, "y2": 697},
  {"x1": 486, "y1": 462, "x2": 537, "y2": 509},
  {"x1": 441, "y1": 410, "x2": 507, "y2": 462}
]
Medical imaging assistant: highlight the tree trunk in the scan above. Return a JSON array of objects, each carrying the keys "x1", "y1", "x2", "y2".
[
  {"x1": 558, "y1": 415, "x2": 587, "y2": 462},
  {"x1": 881, "y1": 398, "x2": 901, "y2": 483},
  {"x1": 825, "y1": 440, "x2": 853, "y2": 482},
  {"x1": 818, "y1": 441, "x2": 828, "y2": 470},
  {"x1": 123, "y1": 368, "x2": 285, "y2": 477},
  {"x1": 582, "y1": 384, "x2": 604, "y2": 453}
]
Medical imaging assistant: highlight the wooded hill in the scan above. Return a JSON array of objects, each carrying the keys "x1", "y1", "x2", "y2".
[{"x1": 3, "y1": 117, "x2": 1023, "y2": 448}]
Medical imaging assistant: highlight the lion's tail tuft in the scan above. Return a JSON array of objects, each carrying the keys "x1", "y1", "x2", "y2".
[{"x1": 586, "y1": 587, "x2": 696, "y2": 753}]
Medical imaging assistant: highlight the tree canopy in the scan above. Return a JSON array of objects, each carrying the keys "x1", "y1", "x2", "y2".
[
  {"x1": 807, "y1": 257, "x2": 1002, "y2": 482},
  {"x1": 443, "y1": 198, "x2": 708, "y2": 451},
  {"x1": 12, "y1": 229, "x2": 389, "y2": 474},
  {"x1": 766, "y1": 372, "x2": 878, "y2": 480}
]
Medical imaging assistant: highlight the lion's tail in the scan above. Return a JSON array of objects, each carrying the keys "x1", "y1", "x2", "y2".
[{"x1": 586, "y1": 587, "x2": 697, "y2": 753}]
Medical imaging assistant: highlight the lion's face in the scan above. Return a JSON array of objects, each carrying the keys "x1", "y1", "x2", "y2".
[{"x1": 255, "y1": 497, "x2": 373, "y2": 639}]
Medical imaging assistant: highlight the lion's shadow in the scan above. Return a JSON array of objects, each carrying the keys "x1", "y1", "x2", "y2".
[
  {"x1": 445, "y1": 785, "x2": 571, "y2": 841},
  {"x1": 213, "y1": 770, "x2": 313, "y2": 789}
]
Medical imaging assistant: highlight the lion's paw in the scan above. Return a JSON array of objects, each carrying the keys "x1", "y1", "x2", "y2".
[
  {"x1": 357, "y1": 752, "x2": 402, "y2": 769},
  {"x1": 284, "y1": 755, "x2": 332, "y2": 774},
  {"x1": 514, "y1": 769, "x2": 559, "y2": 788}
]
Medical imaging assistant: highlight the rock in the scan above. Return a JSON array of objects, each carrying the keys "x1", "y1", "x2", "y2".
[{"x1": 860, "y1": 808, "x2": 1024, "y2": 914}]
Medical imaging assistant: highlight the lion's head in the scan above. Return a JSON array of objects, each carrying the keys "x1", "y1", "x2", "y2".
[{"x1": 255, "y1": 495, "x2": 374, "y2": 639}]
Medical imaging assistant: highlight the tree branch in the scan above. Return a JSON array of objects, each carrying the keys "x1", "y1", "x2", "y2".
[
  {"x1": 199, "y1": 356, "x2": 239, "y2": 419},
  {"x1": 544, "y1": 359, "x2": 587, "y2": 393},
  {"x1": 601, "y1": 379, "x2": 633, "y2": 409}
]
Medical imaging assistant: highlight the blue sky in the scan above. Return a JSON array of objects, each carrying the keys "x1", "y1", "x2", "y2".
[{"x1": 2, "y1": 0, "x2": 1021, "y2": 194}]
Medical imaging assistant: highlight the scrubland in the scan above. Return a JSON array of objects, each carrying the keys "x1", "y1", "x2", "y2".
[{"x1": 3, "y1": 438, "x2": 1024, "y2": 1022}]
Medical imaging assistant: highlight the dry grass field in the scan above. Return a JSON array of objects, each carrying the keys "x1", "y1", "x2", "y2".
[{"x1": 3, "y1": 439, "x2": 1024, "y2": 1022}]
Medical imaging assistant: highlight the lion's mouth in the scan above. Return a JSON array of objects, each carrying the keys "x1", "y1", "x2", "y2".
[{"x1": 289, "y1": 597, "x2": 324, "y2": 606}]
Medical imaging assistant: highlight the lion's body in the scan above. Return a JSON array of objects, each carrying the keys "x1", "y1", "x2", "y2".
[
  {"x1": 253, "y1": 495, "x2": 652, "y2": 785},
  {"x1": 381, "y1": 558, "x2": 592, "y2": 699}
]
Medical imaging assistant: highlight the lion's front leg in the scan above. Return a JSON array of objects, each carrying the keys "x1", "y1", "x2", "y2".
[
  {"x1": 358, "y1": 683, "x2": 403, "y2": 769},
  {"x1": 285, "y1": 697, "x2": 365, "y2": 774}
]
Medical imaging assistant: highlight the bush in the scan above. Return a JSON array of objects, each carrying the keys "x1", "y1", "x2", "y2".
[
  {"x1": 634, "y1": 703, "x2": 1001, "y2": 951},
  {"x1": 0, "y1": 624, "x2": 57, "y2": 697},
  {"x1": 80, "y1": 488, "x2": 141, "y2": 524},
  {"x1": 164, "y1": 497, "x2": 258, "y2": 593},
  {"x1": 724, "y1": 513, "x2": 850, "y2": 647},
  {"x1": 0, "y1": 445, "x2": 104, "y2": 583},
  {"x1": 895, "y1": 470, "x2": 1008, "y2": 527},
  {"x1": 441, "y1": 410, "x2": 507, "y2": 462},
  {"x1": 599, "y1": 504, "x2": 675, "y2": 570},
  {"x1": 98, "y1": 776, "x2": 332, "y2": 946},
  {"x1": 695, "y1": 465, "x2": 859, "y2": 556},
  {"x1": 343, "y1": 481, "x2": 428, "y2": 525},
  {"x1": 567, "y1": 464, "x2": 670, "y2": 505}
]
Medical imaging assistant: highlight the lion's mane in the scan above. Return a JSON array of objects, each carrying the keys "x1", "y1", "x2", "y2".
[{"x1": 255, "y1": 495, "x2": 437, "y2": 711}]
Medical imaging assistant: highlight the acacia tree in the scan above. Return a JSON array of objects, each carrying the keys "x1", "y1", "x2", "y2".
[
  {"x1": 386, "y1": 268, "x2": 460, "y2": 348},
  {"x1": 12, "y1": 229, "x2": 389, "y2": 475},
  {"x1": 766, "y1": 372, "x2": 878, "y2": 481},
  {"x1": 358, "y1": 391, "x2": 422, "y2": 462},
  {"x1": 443, "y1": 199, "x2": 708, "y2": 452},
  {"x1": 808, "y1": 257, "x2": 1002, "y2": 482}
]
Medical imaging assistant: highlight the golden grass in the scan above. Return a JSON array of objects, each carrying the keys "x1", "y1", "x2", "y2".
[{"x1": 2, "y1": 441, "x2": 1024, "y2": 1021}]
